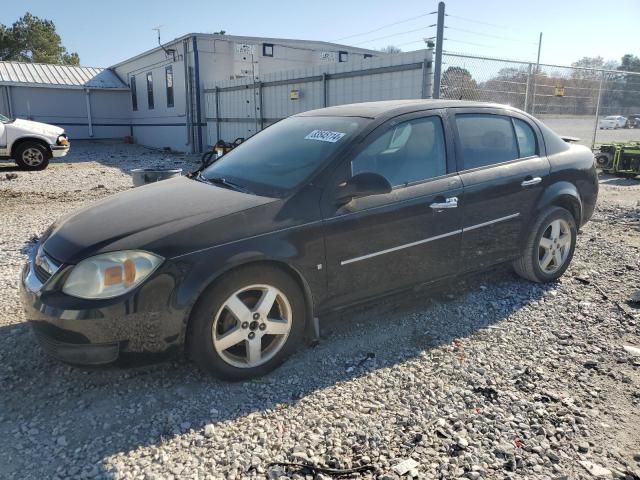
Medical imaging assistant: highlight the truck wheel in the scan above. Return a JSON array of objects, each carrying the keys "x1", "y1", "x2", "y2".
[
  {"x1": 188, "y1": 264, "x2": 307, "y2": 380},
  {"x1": 15, "y1": 142, "x2": 51, "y2": 171},
  {"x1": 513, "y1": 207, "x2": 576, "y2": 283}
]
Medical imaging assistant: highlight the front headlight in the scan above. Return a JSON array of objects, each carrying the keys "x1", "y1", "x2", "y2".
[
  {"x1": 57, "y1": 134, "x2": 69, "y2": 146},
  {"x1": 62, "y1": 250, "x2": 163, "y2": 299}
]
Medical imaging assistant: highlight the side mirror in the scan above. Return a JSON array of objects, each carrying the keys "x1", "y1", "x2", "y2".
[{"x1": 336, "y1": 172, "x2": 392, "y2": 203}]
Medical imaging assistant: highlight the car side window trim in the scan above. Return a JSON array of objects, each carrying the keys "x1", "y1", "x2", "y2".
[
  {"x1": 387, "y1": 171, "x2": 448, "y2": 191},
  {"x1": 452, "y1": 154, "x2": 538, "y2": 175},
  {"x1": 510, "y1": 116, "x2": 522, "y2": 159}
]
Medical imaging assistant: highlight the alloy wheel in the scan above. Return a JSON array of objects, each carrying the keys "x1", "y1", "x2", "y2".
[
  {"x1": 538, "y1": 219, "x2": 572, "y2": 274},
  {"x1": 212, "y1": 284, "x2": 292, "y2": 368},
  {"x1": 22, "y1": 147, "x2": 44, "y2": 167}
]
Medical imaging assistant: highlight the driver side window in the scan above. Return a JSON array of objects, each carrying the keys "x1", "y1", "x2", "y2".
[{"x1": 351, "y1": 116, "x2": 447, "y2": 187}]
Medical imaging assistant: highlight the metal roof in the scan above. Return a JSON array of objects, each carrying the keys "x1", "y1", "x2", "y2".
[{"x1": 0, "y1": 62, "x2": 128, "y2": 90}]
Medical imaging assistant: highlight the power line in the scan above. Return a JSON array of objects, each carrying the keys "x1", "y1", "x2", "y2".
[
  {"x1": 394, "y1": 38, "x2": 506, "y2": 51},
  {"x1": 445, "y1": 13, "x2": 516, "y2": 30},
  {"x1": 353, "y1": 26, "x2": 434, "y2": 45},
  {"x1": 445, "y1": 38, "x2": 499, "y2": 49},
  {"x1": 331, "y1": 11, "x2": 436, "y2": 42},
  {"x1": 447, "y1": 26, "x2": 538, "y2": 45},
  {"x1": 396, "y1": 39, "x2": 431, "y2": 47}
]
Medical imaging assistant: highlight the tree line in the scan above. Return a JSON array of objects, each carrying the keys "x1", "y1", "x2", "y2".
[
  {"x1": 0, "y1": 13, "x2": 79, "y2": 65},
  {"x1": 440, "y1": 54, "x2": 640, "y2": 116}
]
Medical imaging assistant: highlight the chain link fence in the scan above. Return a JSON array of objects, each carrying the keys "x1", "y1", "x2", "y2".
[
  {"x1": 440, "y1": 52, "x2": 640, "y2": 147},
  {"x1": 203, "y1": 48, "x2": 640, "y2": 150}
]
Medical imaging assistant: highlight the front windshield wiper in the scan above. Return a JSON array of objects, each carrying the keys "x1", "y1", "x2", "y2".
[{"x1": 195, "y1": 172, "x2": 249, "y2": 193}]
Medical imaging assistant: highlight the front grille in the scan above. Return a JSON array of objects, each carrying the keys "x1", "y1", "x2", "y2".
[
  {"x1": 34, "y1": 263, "x2": 52, "y2": 283},
  {"x1": 33, "y1": 248, "x2": 61, "y2": 285}
]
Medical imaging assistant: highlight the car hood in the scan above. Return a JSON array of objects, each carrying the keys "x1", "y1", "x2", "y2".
[
  {"x1": 43, "y1": 176, "x2": 279, "y2": 264},
  {"x1": 11, "y1": 118, "x2": 64, "y2": 137}
]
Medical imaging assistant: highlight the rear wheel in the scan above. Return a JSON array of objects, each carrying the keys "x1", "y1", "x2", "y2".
[
  {"x1": 14, "y1": 142, "x2": 51, "y2": 170},
  {"x1": 513, "y1": 207, "x2": 576, "y2": 283},
  {"x1": 188, "y1": 265, "x2": 306, "y2": 380}
]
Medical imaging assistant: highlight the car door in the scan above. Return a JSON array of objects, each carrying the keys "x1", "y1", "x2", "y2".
[
  {"x1": 451, "y1": 109, "x2": 550, "y2": 270},
  {"x1": 321, "y1": 111, "x2": 464, "y2": 308}
]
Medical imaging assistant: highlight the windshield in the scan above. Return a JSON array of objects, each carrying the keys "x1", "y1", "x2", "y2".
[
  {"x1": 0, "y1": 113, "x2": 12, "y2": 123},
  {"x1": 202, "y1": 115, "x2": 368, "y2": 197}
]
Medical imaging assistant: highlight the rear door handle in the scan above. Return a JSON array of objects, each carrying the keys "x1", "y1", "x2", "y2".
[
  {"x1": 521, "y1": 176, "x2": 542, "y2": 187},
  {"x1": 430, "y1": 196, "x2": 458, "y2": 209}
]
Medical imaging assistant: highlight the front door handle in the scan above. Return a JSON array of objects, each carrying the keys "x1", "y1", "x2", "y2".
[
  {"x1": 521, "y1": 176, "x2": 542, "y2": 187},
  {"x1": 430, "y1": 196, "x2": 458, "y2": 209}
]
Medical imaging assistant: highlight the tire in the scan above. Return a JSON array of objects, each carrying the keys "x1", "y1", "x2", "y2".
[
  {"x1": 188, "y1": 264, "x2": 307, "y2": 380},
  {"x1": 14, "y1": 141, "x2": 51, "y2": 171},
  {"x1": 513, "y1": 207, "x2": 577, "y2": 283}
]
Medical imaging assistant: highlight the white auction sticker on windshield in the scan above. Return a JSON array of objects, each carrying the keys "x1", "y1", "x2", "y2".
[{"x1": 304, "y1": 129, "x2": 346, "y2": 143}]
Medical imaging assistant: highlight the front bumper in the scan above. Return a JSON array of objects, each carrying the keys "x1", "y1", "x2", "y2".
[
  {"x1": 30, "y1": 322, "x2": 119, "y2": 365},
  {"x1": 20, "y1": 246, "x2": 185, "y2": 365},
  {"x1": 51, "y1": 144, "x2": 70, "y2": 158}
]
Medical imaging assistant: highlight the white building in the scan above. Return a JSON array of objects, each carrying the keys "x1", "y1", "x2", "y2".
[
  {"x1": 0, "y1": 62, "x2": 130, "y2": 140},
  {"x1": 111, "y1": 33, "x2": 380, "y2": 152},
  {"x1": 0, "y1": 34, "x2": 379, "y2": 153}
]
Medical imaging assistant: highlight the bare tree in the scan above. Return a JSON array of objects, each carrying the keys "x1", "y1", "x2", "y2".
[
  {"x1": 379, "y1": 45, "x2": 402, "y2": 54},
  {"x1": 441, "y1": 67, "x2": 478, "y2": 100}
]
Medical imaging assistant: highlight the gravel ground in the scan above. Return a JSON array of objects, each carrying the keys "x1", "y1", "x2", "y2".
[{"x1": 0, "y1": 141, "x2": 639, "y2": 480}]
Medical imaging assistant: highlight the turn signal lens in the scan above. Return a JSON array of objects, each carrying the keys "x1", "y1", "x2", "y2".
[
  {"x1": 62, "y1": 251, "x2": 163, "y2": 299},
  {"x1": 104, "y1": 266, "x2": 123, "y2": 286}
]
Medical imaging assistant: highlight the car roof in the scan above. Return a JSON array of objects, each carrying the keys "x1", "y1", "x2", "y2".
[{"x1": 296, "y1": 99, "x2": 521, "y2": 120}]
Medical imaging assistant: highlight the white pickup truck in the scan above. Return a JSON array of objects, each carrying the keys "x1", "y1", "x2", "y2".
[{"x1": 0, "y1": 114, "x2": 70, "y2": 170}]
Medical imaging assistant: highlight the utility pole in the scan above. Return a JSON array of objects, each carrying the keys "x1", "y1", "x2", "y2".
[
  {"x1": 531, "y1": 32, "x2": 543, "y2": 114},
  {"x1": 432, "y1": 1, "x2": 445, "y2": 99}
]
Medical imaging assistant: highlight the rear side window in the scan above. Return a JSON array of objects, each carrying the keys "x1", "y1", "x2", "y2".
[
  {"x1": 536, "y1": 120, "x2": 570, "y2": 154},
  {"x1": 513, "y1": 118, "x2": 537, "y2": 157},
  {"x1": 351, "y1": 116, "x2": 447, "y2": 187},
  {"x1": 455, "y1": 114, "x2": 519, "y2": 169}
]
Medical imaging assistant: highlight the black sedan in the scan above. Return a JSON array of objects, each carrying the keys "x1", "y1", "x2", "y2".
[{"x1": 21, "y1": 100, "x2": 598, "y2": 379}]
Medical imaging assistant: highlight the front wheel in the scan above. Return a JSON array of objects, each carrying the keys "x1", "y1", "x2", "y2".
[
  {"x1": 14, "y1": 141, "x2": 51, "y2": 170},
  {"x1": 188, "y1": 265, "x2": 307, "y2": 380},
  {"x1": 513, "y1": 207, "x2": 577, "y2": 283}
]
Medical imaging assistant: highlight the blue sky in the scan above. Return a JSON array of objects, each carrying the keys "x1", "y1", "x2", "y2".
[{"x1": 5, "y1": 0, "x2": 639, "y2": 68}]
